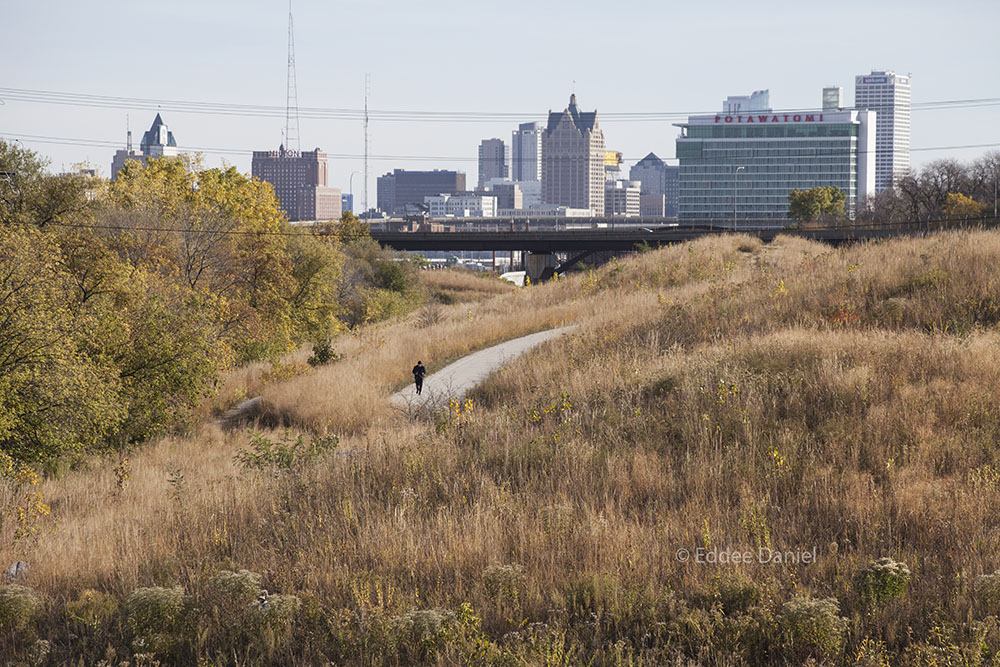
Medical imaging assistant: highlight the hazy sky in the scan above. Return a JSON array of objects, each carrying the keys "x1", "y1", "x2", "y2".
[{"x1": 3, "y1": 0, "x2": 999, "y2": 203}]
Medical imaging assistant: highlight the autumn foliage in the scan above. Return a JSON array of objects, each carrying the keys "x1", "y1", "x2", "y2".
[{"x1": 0, "y1": 141, "x2": 418, "y2": 462}]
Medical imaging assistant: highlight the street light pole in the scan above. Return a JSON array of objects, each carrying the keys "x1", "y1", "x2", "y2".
[
  {"x1": 346, "y1": 171, "x2": 361, "y2": 216},
  {"x1": 733, "y1": 166, "x2": 745, "y2": 230}
]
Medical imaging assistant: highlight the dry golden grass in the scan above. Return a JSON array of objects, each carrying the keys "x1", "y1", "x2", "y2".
[
  {"x1": 9, "y1": 230, "x2": 1000, "y2": 664},
  {"x1": 420, "y1": 266, "x2": 515, "y2": 304}
]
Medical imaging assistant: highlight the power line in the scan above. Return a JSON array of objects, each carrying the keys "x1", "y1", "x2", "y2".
[
  {"x1": 2, "y1": 86, "x2": 999, "y2": 123},
  {"x1": 3, "y1": 132, "x2": 999, "y2": 165}
]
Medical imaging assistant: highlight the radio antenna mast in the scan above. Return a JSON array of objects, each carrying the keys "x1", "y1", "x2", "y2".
[{"x1": 285, "y1": 0, "x2": 300, "y2": 153}]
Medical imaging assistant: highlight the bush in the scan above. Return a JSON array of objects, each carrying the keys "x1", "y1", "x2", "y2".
[
  {"x1": 307, "y1": 340, "x2": 341, "y2": 367},
  {"x1": 201, "y1": 569, "x2": 301, "y2": 659},
  {"x1": 855, "y1": 557, "x2": 911, "y2": 606},
  {"x1": 0, "y1": 584, "x2": 41, "y2": 631},
  {"x1": 975, "y1": 570, "x2": 1000, "y2": 611},
  {"x1": 65, "y1": 588, "x2": 118, "y2": 631},
  {"x1": 391, "y1": 608, "x2": 456, "y2": 660},
  {"x1": 235, "y1": 431, "x2": 338, "y2": 471},
  {"x1": 778, "y1": 596, "x2": 847, "y2": 662},
  {"x1": 123, "y1": 586, "x2": 188, "y2": 656},
  {"x1": 210, "y1": 569, "x2": 262, "y2": 601},
  {"x1": 483, "y1": 564, "x2": 525, "y2": 611}
]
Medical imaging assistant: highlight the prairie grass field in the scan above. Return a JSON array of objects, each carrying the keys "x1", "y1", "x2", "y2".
[{"x1": 6, "y1": 231, "x2": 1000, "y2": 665}]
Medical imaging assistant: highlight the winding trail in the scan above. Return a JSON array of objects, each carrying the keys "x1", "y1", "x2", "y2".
[
  {"x1": 389, "y1": 325, "x2": 577, "y2": 410},
  {"x1": 220, "y1": 325, "x2": 577, "y2": 426}
]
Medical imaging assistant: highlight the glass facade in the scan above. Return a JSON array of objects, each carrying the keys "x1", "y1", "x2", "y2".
[{"x1": 676, "y1": 114, "x2": 866, "y2": 223}]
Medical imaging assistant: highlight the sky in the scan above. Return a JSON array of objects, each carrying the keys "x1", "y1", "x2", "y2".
[{"x1": 3, "y1": 0, "x2": 999, "y2": 205}]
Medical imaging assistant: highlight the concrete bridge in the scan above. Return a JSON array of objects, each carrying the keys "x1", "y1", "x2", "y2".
[{"x1": 365, "y1": 219, "x2": 983, "y2": 281}]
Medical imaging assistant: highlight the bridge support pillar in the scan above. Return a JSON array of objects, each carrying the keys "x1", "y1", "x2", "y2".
[{"x1": 525, "y1": 252, "x2": 558, "y2": 283}]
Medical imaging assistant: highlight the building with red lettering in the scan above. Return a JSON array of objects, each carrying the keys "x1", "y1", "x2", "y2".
[{"x1": 675, "y1": 96, "x2": 875, "y2": 224}]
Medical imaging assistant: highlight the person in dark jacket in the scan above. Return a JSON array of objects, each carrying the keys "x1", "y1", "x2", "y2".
[{"x1": 412, "y1": 361, "x2": 427, "y2": 395}]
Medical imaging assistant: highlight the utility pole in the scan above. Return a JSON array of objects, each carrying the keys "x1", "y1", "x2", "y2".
[
  {"x1": 364, "y1": 73, "x2": 370, "y2": 218},
  {"x1": 994, "y1": 170, "x2": 998, "y2": 219},
  {"x1": 733, "y1": 166, "x2": 745, "y2": 230}
]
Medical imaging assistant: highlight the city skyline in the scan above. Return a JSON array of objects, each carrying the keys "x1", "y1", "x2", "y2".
[{"x1": 3, "y1": 0, "x2": 998, "y2": 199}]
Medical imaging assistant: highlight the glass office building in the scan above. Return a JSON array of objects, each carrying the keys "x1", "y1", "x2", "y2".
[{"x1": 675, "y1": 109, "x2": 875, "y2": 223}]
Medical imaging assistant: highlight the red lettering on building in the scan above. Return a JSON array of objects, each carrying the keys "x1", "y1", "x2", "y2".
[{"x1": 710, "y1": 113, "x2": 828, "y2": 125}]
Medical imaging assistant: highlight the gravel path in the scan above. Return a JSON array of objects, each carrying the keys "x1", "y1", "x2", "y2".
[
  {"x1": 389, "y1": 325, "x2": 577, "y2": 411},
  {"x1": 220, "y1": 325, "x2": 577, "y2": 427}
]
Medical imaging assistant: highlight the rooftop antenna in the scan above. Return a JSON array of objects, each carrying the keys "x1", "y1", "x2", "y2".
[
  {"x1": 285, "y1": 0, "x2": 301, "y2": 153},
  {"x1": 364, "y1": 73, "x2": 370, "y2": 216}
]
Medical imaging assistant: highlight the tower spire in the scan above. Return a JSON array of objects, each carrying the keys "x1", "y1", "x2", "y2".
[{"x1": 285, "y1": 0, "x2": 300, "y2": 153}]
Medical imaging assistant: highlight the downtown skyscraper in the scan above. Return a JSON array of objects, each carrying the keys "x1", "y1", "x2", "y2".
[
  {"x1": 855, "y1": 70, "x2": 911, "y2": 193},
  {"x1": 478, "y1": 138, "x2": 509, "y2": 188},
  {"x1": 511, "y1": 122, "x2": 542, "y2": 182},
  {"x1": 542, "y1": 94, "x2": 605, "y2": 215}
]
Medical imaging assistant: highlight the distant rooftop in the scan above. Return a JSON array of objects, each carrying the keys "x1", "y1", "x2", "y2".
[{"x1": 547, "y1": 94, "x2": 599, "y2": 134}]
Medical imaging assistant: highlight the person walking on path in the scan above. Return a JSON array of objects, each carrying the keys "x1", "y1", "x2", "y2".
[{"x1": 412, "y1": 361, "x2": 427, "y2": 395}]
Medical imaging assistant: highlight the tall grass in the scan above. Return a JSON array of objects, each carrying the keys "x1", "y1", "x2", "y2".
[{"x1": 6, "y1": 231, "x2": 1000, "y2": 664}]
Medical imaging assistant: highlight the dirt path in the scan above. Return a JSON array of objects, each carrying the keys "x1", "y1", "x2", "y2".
[{"x1": 389, "y1": 325, "x2": 577, "y2": 410}]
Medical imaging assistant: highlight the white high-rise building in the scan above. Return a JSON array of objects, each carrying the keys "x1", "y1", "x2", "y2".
[
  {"x1": 855, "y1": 70, "x2": 911, "y2": 193},
  {"x1": 722, "y1": 90, "x2": 770, "y2": 114},
  {"x1": 675, "y1": 102, "x2": 876, "y2": 222},
  {"x1": 478, "y1": 138, "x2": 509, "y2": 188},
  {"x1": 511, "y1": 122, "x2": 542, "y2": 182}
]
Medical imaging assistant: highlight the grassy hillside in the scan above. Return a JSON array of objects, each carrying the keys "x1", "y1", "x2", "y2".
[{"x1": 5, "y1": 231, "x2": 1000, "y2": 664}]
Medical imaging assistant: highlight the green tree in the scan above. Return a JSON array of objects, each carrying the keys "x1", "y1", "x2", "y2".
[
  {"x1": 0, "y1": 139, "x2": 93, "y2": 228},
  {"x1": 941, "y1": 192, "x2": 988, "y2": 220},
  {"x1": 0, "y1": 227, "x2": 125, "y2": 460},
  {"x1": 106, "y1": 157, "x2": 300, "y2": 362},
  {"x1": 787, "y1": 186, "x2": 846, "y2": 223},
  {"x1": 286, "y1": 233, "x2": 345, "y2": 342}
]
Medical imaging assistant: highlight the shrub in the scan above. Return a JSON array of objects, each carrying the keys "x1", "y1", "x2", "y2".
[
  {"x1": 391, "y1": 608, "x2": 457, "y2": 661},
  {"x1": 210, "y1": 569, "x2": 262, "y2": 602},
  {"x1": 257, "y1": 592, "x2": 301, "y2": 627},
  {"x1": 235, "y1": 431, "x2": 338, "y2": 471},
  {"x1": 778, "y1": 596, "x2": 847, "y2": 662},
  {"x1": 483, "y1": 564, "x2": 525, "y2": 611},
  {"x1": 307, "y1": 340, "x2": 341, "y2": 367},
  {"x1": 201, "y1": 569, "x2": 301, "y2": 659},
  {"x1": 855, "y1": 557, "x2": 911, "y2": 606},
  {"x1": 123, "y1": 586, "x2": 188, "y2": 656},
  {"x1": 975, "y1": 570, "x2": 1000, "y2": 611},
  {"x1": 712, "y1": 573, "x2": 761, "y2": 615},
  {"x1": 0, "y1": 584, "x2": 41, "y2": 631},
  {"x1": 65, "y1": 588, "x2": 118, "y2": 631}
]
